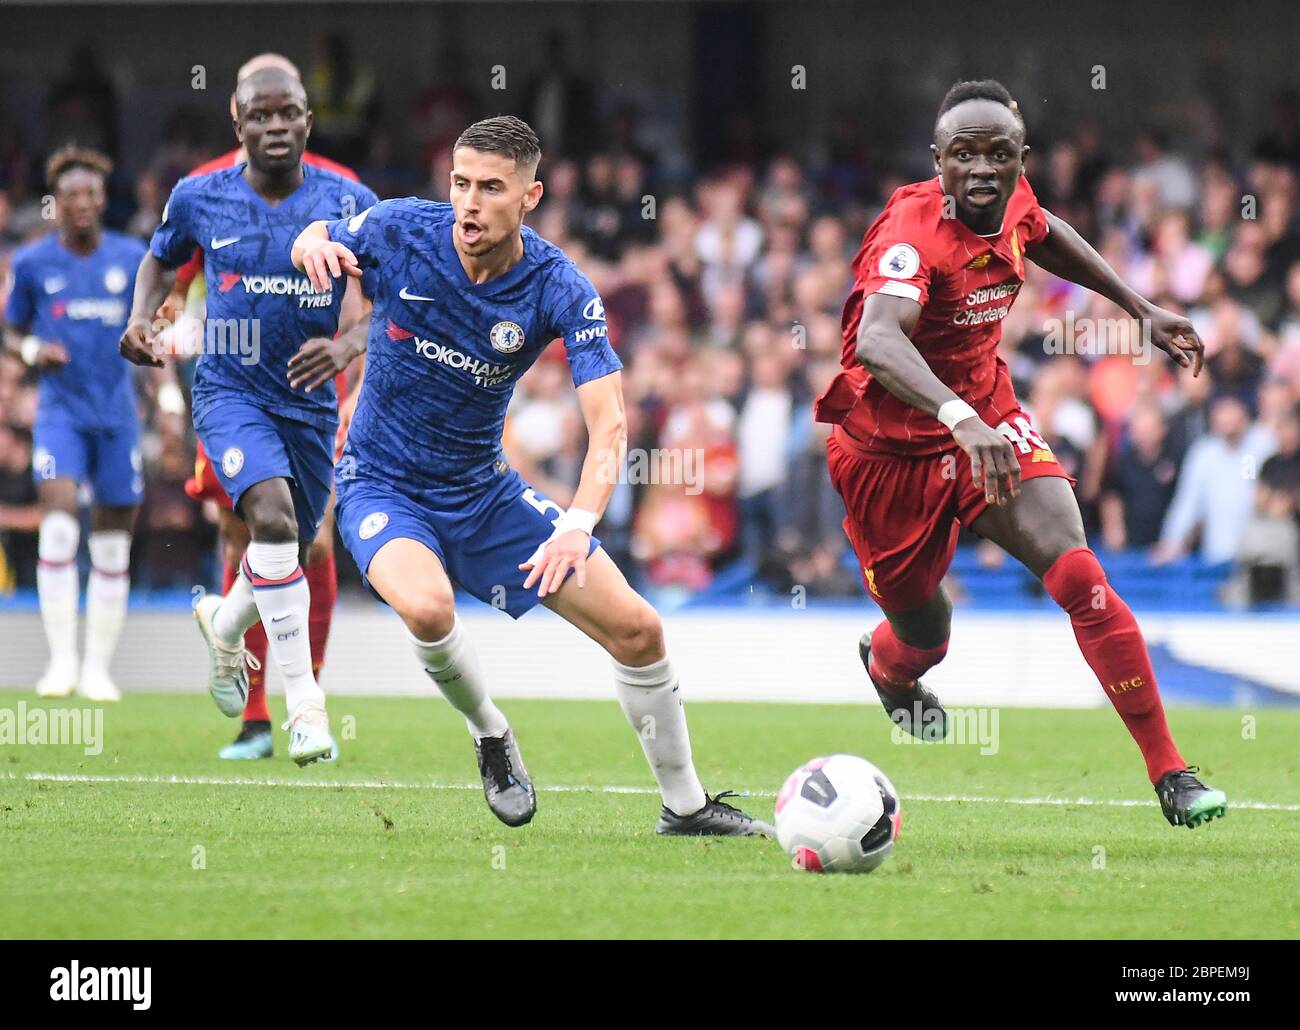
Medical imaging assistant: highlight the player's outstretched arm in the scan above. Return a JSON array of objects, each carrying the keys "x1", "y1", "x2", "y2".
[
  {"x1": 119, "y1": 252, "x2": 175, "y2": 368},
  {"x1": 291, "y1": 220, "x2": 362, "y2": 292},
  {"x1": 519, "y1": 371, "x2": 627, "y2": 595},
  {"x1": 1026, "y1": 210, "x2": 1203, "y2": 375},
  {"x1": 858, "y1": 293, "x2": 1020, "y2": 506}
]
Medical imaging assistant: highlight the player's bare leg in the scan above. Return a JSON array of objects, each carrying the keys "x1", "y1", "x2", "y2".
[
  {"x1": 861, "y1": 587, "x2": 952, "y2": 742},
  {"x1": 971, "y1": 475, "x2": 1227, "y2": 828},
  {"x1": 213, "y1": 507, "x2": 273, "y2": 758},
  {"x1": 34, "y1": 478, "x2": 82, "y2": 698},
  {"x1": 366, "y1": 537, "x2": 533, "y2": 827},
  {"x1": 78, "y1": 503, "x2": 138, "y2": 702},
  {"x1": 543, "y1": 547, "x2": 773, "y2": 837}
]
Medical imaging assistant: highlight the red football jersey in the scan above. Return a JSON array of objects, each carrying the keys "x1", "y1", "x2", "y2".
[
  {"x1": 814, "y1": 175, "x2": 1050, "y2": 455},
  {"x1": 173, "y1": 148, "x2": 360, "y2": 288}
]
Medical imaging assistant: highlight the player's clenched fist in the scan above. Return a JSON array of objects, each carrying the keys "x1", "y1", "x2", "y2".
[
  {"x1": 952, "y1": 416, "x2": 1021, "y2": 507},
  {"x1": 1140, "y1": 301, "x2": 1204, "y2": 376},
  {"x1": 300, "y1": 240, "x2": 362, "y2": 293},
  {"x1": 118, "y1": 317, "x2": 165, "y2": 368},
  {"x1": 27, "y1": 339, "x2": 71, "y2": 370}
]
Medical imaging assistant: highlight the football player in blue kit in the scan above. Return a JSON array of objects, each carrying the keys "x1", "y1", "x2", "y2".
[
  {"x1": 292, "y1": 116, "x2": 771, "y2": 834},
  {"x1": 120, "y1": 68, "x2": 378, "y2": 765},
  {"x1": 3, "y1": 147, "x2": 145, "y2": 702}
]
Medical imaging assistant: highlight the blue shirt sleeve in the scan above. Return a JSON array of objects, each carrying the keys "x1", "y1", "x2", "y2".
[
  {"x1": 325, "y1": 197, "x2": 392, "y2": 270},
  {"x1": 545, "y1": 262, "x2": 622, "y2": 387},
  {"x1": 150, "y1": 180, "x2": 199, "y2": 268},
  {"x1": 4, "y1": 251, "x2": 37, "y2": 328},
  {"x1": 327, "y1": 186, "x2": 384, "y2": 298}
]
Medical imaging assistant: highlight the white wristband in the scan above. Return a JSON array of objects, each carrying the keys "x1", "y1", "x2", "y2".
[
  {"x1": 20, "y1": 335, "x2": 41, "y2": 367},
  {"x1": 555, "y1": 507, "x2": 598, "y2": 537},
  {"x1": 936, "y1": 398, "x2": 979, "y2": 431}
]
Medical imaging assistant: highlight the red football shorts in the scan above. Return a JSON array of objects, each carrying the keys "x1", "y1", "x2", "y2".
[
  {"x1": 184, "y1": 439, "x2": 233, "y2": 508},
  {"x1": 826, "y1": 408, "x2": 1074, "y2": 612}
]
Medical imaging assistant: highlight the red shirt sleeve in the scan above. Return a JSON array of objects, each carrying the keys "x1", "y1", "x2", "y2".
[
  {"x1": 1017, "y1": 176, "x2": 1050, "y2": 248},
  {"x1": 174, "y1": 246, "x2": 204, "y2": 289},
  {"x1": 854, "y1": 200, "x2": 939, "y2": 309}
]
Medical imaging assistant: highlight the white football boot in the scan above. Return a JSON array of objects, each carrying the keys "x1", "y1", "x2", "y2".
[
  {"x1": 284, "y1": 701, "x2": 335, "y2": 767},
  {"x1": 35, "y1": 660, "x2": 78, "y2": 699},
  {"x1": 77, "y1": 663, "x2": 122, "y2": 702},
  {"x1": 193, "y1": 594, "x2": 258, "y2": 717}
]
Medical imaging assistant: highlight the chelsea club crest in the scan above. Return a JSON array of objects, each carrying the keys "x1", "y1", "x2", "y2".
[{"x1": 489, "y1": 320, "x2": 525, "y2": 354}]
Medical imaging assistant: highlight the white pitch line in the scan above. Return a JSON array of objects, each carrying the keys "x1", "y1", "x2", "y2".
[{"x1": 8, "y1": 771, "x2": 1299, "y2": 812}]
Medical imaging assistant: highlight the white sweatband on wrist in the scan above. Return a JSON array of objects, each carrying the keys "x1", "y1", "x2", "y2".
[
  {"x1": 554, "y1": 507, "x2": 598, "y2": 537},
  {"x1": 522, "y1": 507, "x2": 599, "y2": 569},
  {"x1": 20, "y1": 335, "x2": 41, "y2": 366},
  {"x1": 937, "y1": 399, "x2": 979, "y2": 431}
]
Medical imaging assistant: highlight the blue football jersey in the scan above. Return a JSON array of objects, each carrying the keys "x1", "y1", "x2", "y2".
[
  {"x1": 325, "y1": 198, "x2": 622, "y2": 492},
  {"x1": 5, "y1": 230, "x2": 145, "y2": 431},
  {"x1": 150, "y1": 163, "x2": 379, "y2": 428}
]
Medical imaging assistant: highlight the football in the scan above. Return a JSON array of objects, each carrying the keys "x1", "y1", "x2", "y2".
[{"x1": 775, "y1": 755, "x2": 902, "y2": 873}]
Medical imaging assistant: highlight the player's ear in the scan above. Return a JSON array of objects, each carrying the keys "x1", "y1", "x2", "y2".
[
  {"x1": 930, "y1": 143, "x2": 941, "y2": 174},
  {"x1": 304, "y1": 108, "x2": 314, "y2": 140},
  {"x1": 523, "y1": 179, "x2": 543, "y2": 214},
  {"x1": 1019, "y1": 143, "x2": 1031, "y2": 176}
]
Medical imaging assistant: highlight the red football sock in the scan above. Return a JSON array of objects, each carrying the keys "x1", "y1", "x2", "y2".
[
  {"x1": 1043, "y1": 547, "x2": 1184, "y2": 784},
  {"x1": 305, "y1": 550, "x2": 337, "y2": 679},
  {"x1": 868, "y1": 619, "x2": 949, "y2": 694},
  {"x1": 222, "y1": 557, "x2": 270, "y2": 724}
]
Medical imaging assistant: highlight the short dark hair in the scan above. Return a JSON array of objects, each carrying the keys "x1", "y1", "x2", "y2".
[
  {"x1": 234, "y1": 67, "x2": 307, "y2": 116},
  {"x1": 45, "y1": 145, "x2": 113, "y2": 191},
  {"x1": 453, "y1": 116, "x2": 542, "y2": 176},
  {"x1": 935, "y1": 79, "x2": 1025, "y2": 141}
]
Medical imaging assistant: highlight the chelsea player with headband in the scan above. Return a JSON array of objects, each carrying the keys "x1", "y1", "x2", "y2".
[{"x1": 292, "y1": 116, "x2": 769, "y2": 835}]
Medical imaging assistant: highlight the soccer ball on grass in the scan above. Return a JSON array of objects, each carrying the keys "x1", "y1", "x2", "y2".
[{"x1": 775, "y1": 754, "x2": 901, "y2": 873}]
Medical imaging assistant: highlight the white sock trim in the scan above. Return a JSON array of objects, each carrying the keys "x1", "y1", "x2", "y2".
[
  {"x1": 38, "y1": 511, "x2": 79, "y2": 564},
  {"x1": 612, "y1": 654, "x2": 673, "y2": 688},
  {"x1": 246, "y1": 540, "x2": 300, "y2": 581},
  {"x1": 88, "y1": 530, "x2": 131, "y2": 575},
  {"x1": 406, "y1": 614, "x2": 460, "y2": 651}
]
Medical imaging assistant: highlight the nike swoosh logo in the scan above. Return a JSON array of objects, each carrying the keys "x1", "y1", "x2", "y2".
[
  {"x1": 210, "y1": 236, "x2": 241, "y2": 250},
  {"x1": 270, "y1": 615, "x2": 290, "y2": 623},
  {"x1": 399, "y1": 286, "x2": 438, "y2": 302}
]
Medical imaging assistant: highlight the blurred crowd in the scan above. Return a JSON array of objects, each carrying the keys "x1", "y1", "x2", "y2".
[{"x1": 2, "y1": 44, "x2": 1300, "y2": 605}]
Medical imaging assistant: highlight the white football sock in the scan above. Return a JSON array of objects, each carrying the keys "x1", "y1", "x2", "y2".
[
  {"x1": 246, "y1": 540, "x2": 323, "y2": 718},
  {"x1": 84, "y1": 530, "x2": 130, "y2": 674},
  {"x1": 37, "y1": 511, "x2": 80, "y2": 672},
  {"x1": 408, "y1": 617, "x2": 508, "y2": 739},
  {"x1": 613, "y1": 655, "x2": 707, "y2": 816},
  {"x1": 212, "y1": 562, "x2": 260, "y2": 646}
]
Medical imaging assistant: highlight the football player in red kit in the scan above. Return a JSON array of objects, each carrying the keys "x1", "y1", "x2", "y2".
[{"x1": 815, "y1": 79, "x2": 1226, "y2": 829}]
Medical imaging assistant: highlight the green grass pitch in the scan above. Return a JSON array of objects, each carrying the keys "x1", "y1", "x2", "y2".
[{"x1": 1, "y1": 690, "x2": 1297, "y2": 938}]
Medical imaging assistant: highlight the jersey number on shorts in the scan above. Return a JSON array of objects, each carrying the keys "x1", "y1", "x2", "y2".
[
  {"x1": 995, "y1": 416, "x2": 1049, "y2": 455},
  {"x1": 521, "y1": 487, "x2": 563, "y2": 527}
]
